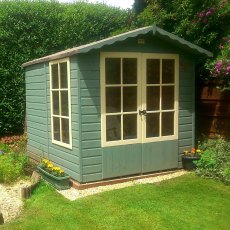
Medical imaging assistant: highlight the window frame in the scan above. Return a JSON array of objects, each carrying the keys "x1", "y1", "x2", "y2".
[{"x1": 49, "y1": 58, "x2": 72, "y2": 149}]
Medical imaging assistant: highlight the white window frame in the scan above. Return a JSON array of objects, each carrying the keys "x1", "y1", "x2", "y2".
[
  {"x1": 49, "y1": 58, "x2": 72, "y2": 149},
  {"x1": 100, "y1": 52, "x2": 179, "y2": 147}
]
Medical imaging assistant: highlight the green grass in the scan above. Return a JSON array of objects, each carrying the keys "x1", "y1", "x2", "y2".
[{"x1": 2, "y1": 174, "x2": 230, "y2": 230}]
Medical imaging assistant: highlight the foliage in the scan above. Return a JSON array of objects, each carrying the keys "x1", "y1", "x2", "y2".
[
  {"x1": 133, "y1": 0, "x2": 147, "y2": 13},
  {"x1": 3, "y1": 174, "x2": 230, "y2": 229},
  {"x1": 1, "y1": 134, "x2": 27, "y2": 153},
  {"x1": 0, "y1": 0, "x2": 129, "y2": 136},
  {"x1": 131, "y1": 0, "x2": 230, "y2": 89},
  {"x1": 0, "y1": 151, "x2": 28, "y2": 183},
  {"x1": 195, "y1": 137, "x2": 230, "y2": 185},
  {"x1": 40, "y1": 159, "x2": 65, "y2": 177},
  {"x1": 0, "y1": 136, "x2": 36, "y2": 183}
]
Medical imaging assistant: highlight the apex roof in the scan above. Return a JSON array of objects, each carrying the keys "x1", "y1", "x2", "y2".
[{"x1": 22, "y1": 24, "x2": 213, "y2": 68}]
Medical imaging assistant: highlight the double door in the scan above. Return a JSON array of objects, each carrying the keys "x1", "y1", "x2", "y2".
[{"x1": 101, "y1": 52, "x2": 179, "y2": 147}]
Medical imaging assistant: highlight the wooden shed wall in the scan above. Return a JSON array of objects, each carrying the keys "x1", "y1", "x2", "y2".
[
  {"x1": 26, "y1": 63, "x2": 49, "y2": 159},
  {"x1": 26, "y1": 59, "x2": 81, "y2": 181},
  {"x1": 77, "y1": 35, "x2": 195, "y2": 182}
]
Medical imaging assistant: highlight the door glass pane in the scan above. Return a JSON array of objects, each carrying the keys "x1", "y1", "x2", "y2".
[
  {"x1": 123, "y1": 114, "x2": 137, "y2": 140},
  {"x1": 53, "y1": 117, "x2": 60, "y2": 141},
  {"x1": 51, "y1": 64, "x2": 59, "y2": 89},
  {"x1": 106, "y1": 115, "x2": 121, "y2": 141},
  {"x1": 162, "y1": 59, "x2": 175, "y2": 83},
  {"x1": 105, "y1": 58, "x2": 121, "y2": 84},
  {"x1": 147, "y1": 86, "x2": 160, "y2": 111},
  {"x1": 146, "y1": 113, "x2": 160, "y2": 138},
  {"x1": 162, "y1": 112, "x2": 174, "y2": 136},
  {"x1": 123, "y1": 58, "x2": 137, "y2": 84},
  {"x1": 60, "y1": 62, "x2": 68, "y2": 88},
  {"x1": 147, "y1": 59, "x2": 160, "y2": 84},
  {"x1": 123, "y1": 87, "x2": 137, "y2": 112},
  {"x1": 61, "y1": 91, "x2": 69, "y2": 116},
  {"x1": 52, "y1": 91, "x2": 59, "y2": 115},
  {"x1": 62, "y1": 118, "x2": 70, "y2": 144},
  {"x1": 106, "y1": 87, "x2": 121, "y2": 113},
  {"x1": 162, "y1": 86, "x2": 174, "y2": 110}
]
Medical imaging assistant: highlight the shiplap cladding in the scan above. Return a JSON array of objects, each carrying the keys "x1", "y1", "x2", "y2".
[
  {"x1": 76, "y1": 36, "x2": 195, "y2": 182},
  {"x1": 77, "y1": 52, "x2": 103, "y2": 182},
  {"x1": 26, "y1": 33, "x2": 197, "y2": 183},
  {"x1": 26, "y1": 58, "x2": 81, "y2": 181},
  {"x1": 26, "y1": 63, "x2": 49, "y2": 159}
]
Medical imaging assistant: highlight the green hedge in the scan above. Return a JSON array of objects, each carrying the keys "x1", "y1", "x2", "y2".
[{"x1": 0, "y1": 1, "x2": 130, "y2": 136}]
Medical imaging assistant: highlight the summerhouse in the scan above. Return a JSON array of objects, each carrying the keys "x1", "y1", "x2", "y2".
[{"x1": 22, "y1": 25, "x2": 212, "y2": 183}]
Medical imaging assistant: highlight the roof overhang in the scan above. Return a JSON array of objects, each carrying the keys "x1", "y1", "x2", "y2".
[{"x1": 22, "y1": 25, "x2": 213, "y2": 68}]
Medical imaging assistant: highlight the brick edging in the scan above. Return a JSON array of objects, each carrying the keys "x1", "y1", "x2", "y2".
[
  {"x1": 21, "y1": 171, "x2": 41, "y2": 199},
  {"x1": 70, "y1": 169, "x2": 183, "y2": 190}
]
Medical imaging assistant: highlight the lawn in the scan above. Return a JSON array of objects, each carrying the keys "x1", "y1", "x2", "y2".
[{"x1": 2, "y1": 174, "x2": 230, "y2": 230}]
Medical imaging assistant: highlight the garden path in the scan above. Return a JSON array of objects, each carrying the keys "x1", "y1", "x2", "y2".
[{"x1": 0, "y1": 181, "x2": 30, "y2": 223}]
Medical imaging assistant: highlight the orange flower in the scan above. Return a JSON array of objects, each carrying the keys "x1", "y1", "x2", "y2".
[{"x1": 191, "y1": 148, "x2": 196, "y2": 153}]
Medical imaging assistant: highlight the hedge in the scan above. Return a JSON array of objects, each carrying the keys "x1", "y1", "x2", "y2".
[{"x1": 0, "y1": 0, "x2": 130, "y2": 136}]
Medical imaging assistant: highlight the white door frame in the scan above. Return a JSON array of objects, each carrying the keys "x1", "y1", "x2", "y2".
[{"x1": 100, "y1": 52, "x2": 179, "y2": 147}]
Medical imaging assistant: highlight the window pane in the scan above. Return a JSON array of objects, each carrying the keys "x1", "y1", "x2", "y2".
[
  {"x1": 106, "y1": 115, "x2": 121, "y2": 141},
  {"x1": 106, "y1": 87, "x2": 121, "y2": 113},
  {"x1": 123, "y1": 114, "x2": 137, "y2": 140},
  {"x1": 60, "y1": 62, "x2": 68, "y2": 88},
  {"x1": 147, "y1": 86, "x2": 160, "y2": 111},
  {"x1": 53, "y1": 117, "x2": 60, "y2": 141},
  {"x1": 61, "y1": 91, "x2": 69, "y2": 116},
  {"x1": 52, "y1": 91, "x2": 59, "y2": 115},
  {"x1": 162, "y1": 112, "x2": 174, "y2": 136},
  {"x1": 51, "y1": 64, "x2": 59, "y2": 89},
  {"x1": 105, "y1": 58, "x2": 121, "y2": 84},
  {"x1": 146, "y1": 113, "x2": 160, "y2": 138},
  {"x1": 123, "y1": 87, "x2": 137, "y2": 112},
  {"x1": 62, "y1": 118, "x2": 70, "y2": 144},
  {"x1": 162, "y1": 59, "x2": 175, "y2": 84},
  {"x1": 162, "y1": 86, "x2": 174, "y2": 110},
  {"x1": 123, "y1": 58, "x2": 137, "y2": 84},
  {"x1": 147, "y1": 59, "x2": 160, "y2": 84}
]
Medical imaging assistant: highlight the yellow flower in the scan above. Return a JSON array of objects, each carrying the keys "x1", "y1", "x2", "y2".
[
  {"x1": 48, "y1": 163, "x2": 53, "y2": 168},
  {"x1": 196, "y1": 149, "x2": 201, "y2": 153},
  {"x1": 183, "y1": 150, "x2": 189, "y2": 155}
]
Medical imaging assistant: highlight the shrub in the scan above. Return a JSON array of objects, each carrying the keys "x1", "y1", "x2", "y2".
[
  {"x1": 0, "y1": 152, "x2": 28, "y2": 183},
  {"x1": 195, "y1": 137, "x2": 230, "y2": 185},
  {"x1": 131, "y1": 0, "x2": 230, "y2": 90}
]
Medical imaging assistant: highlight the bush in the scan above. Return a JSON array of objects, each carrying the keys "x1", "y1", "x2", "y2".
[
  {"x1": 0, "y1": 152, "x2": 28, "y2": 183},
  {"x1": 131, "y1": 0, "x2": 230, "y2": 90},
  {"x1": 195, "y1": 137, "x2": 230, "y2": 185}
]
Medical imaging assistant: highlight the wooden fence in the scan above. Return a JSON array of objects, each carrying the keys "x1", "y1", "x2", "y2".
[{"x1": 196, "y1": 82, "x2": 230, "y2": 138}]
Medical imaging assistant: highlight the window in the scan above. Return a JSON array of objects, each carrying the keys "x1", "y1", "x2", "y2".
[
  {"x1": 50, "y1": 58, "x2": 72, "y2": 148},
  {"x1": 101, "y1": 53, "x2": 178, "y2": 147}
]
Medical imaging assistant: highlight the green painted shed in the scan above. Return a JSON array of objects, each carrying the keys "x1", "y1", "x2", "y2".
[{"x1": 22, "y1": 25, "x2": 212, "y2": 183}]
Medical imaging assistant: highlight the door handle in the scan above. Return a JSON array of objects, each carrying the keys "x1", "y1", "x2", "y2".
[{"x1": 139, "y1": 110, "x2": 147, "y2": 116}]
